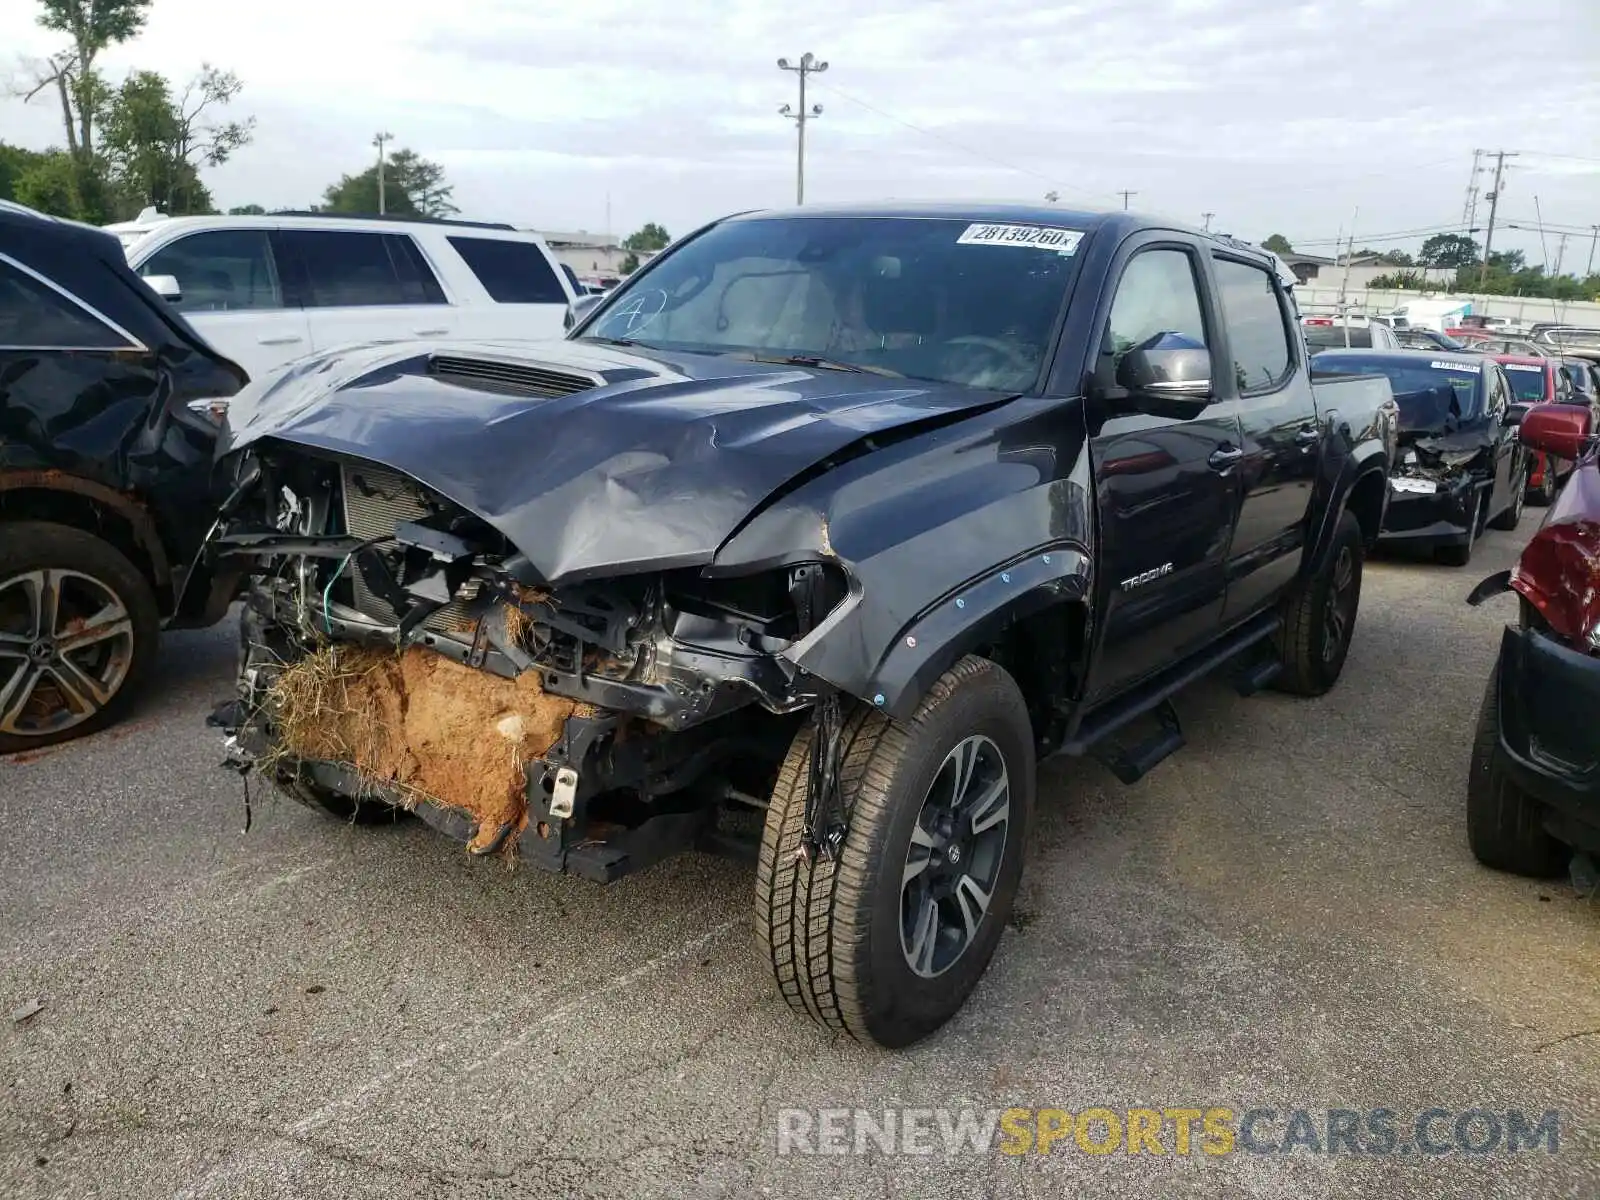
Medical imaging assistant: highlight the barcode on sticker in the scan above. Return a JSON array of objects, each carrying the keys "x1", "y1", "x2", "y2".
[{"x1": 957, "y1": 224, "x2": 1084, "y2": 255}]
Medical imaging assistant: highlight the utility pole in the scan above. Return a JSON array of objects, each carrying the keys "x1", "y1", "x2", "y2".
[
  {"x1": 1200, "y1": 212, "x2": 1214, "y2": 231},
  {"x1": 1554, "y1": 232, "x2": 1569, "y2": 279},
  {"x1": 1478, "y1": 150, "x2": 1517, "y2": 288},
  {"x1": 1588, "y1": 225, "x2": 1598, "y2": 278},
  {"x1": 1460, "y1": 149, "x2": 1484, "y2": 229},
  {"x1": 372, "y1": 131, "x2": 394, "y2": 215},
  {"x1": 777, "y1": 53, "x2": 827, "y2": 205},
  {"x1": 1117, "y1": 190, "x2": 1137, "y2": 211}
]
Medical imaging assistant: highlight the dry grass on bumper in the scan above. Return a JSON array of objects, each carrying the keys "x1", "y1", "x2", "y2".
[{"x1": 268, "y1": 641, "x2": 583, "y2": 850}]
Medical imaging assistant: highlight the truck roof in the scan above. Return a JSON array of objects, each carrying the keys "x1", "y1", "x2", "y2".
[{"x1": 718, "y1": 202, "x2": 1278, "y2": 269}]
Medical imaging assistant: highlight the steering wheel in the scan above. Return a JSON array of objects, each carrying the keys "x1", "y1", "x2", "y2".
[{"x1": 943, "y1": 335, "x2": 1035, "y2": 376}]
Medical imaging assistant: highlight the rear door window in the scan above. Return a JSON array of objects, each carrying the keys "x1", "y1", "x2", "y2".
[
  {"x1": 279, "y1": 230, "x2": 446, "y2": 307},
  {"x1": 139, "y1": 229, "x2": 284, "y2": 312},
  {"x1": 0, "y1": 258, "x2": 133, "y2": 348},
  {"x1": 447, "y1": 236, "x2": 568, "y2": 303},
  {"x1": 1211, "y1": 257, "x2": 1293, "y2": 391}
]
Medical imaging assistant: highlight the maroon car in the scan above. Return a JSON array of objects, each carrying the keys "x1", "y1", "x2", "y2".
[{"x1": 1465, "y1": 405, "x2": 1600, "y2": 875}]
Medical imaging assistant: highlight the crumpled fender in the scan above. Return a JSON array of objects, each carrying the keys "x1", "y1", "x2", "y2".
[{"x1": 711, "y1": 392, "x2": 1095, "y2": 717}]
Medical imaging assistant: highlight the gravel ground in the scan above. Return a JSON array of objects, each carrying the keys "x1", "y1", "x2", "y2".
[{"x1": 2, "y1": 522, "x2": 1597, "y2": 1198}]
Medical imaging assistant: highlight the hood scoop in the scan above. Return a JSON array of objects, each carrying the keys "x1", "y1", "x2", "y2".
[{"x1": 427, "y1": 354, "x2": 598, "y2": 399}]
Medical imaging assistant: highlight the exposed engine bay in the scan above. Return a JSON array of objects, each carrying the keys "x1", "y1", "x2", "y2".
[{"x1": 211, "y1": 445, "x2": 850, "y2": 878}]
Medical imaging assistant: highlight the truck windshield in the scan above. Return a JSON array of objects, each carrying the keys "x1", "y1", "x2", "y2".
[
  {"x1": 1500, "y1": 362, "x2": 1549, "y2": 402},
  {"x1": 577, "y1": 216, "x2": 1086, "y2": 391}
]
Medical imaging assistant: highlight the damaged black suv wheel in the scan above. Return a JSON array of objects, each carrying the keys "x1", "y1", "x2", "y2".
[
  {"x1": 756, "y1": 656, "x2": 1034, "y2": 1048},
  {"x1": 0, "y1": 521, "x2": 158, "y2": 755}
]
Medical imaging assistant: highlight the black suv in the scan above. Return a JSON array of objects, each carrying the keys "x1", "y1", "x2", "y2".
[
  {"x1": 210, "y1": 204, "x2": 1395, "y2": 1046},
  {"x1": 0, "y1": 202, "x2": 246, "y2": 753}
]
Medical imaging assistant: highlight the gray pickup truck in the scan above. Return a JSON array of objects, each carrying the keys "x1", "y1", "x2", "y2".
[{"x1": 207, "y1": 204, "x2": 1397, "y2": 1046}]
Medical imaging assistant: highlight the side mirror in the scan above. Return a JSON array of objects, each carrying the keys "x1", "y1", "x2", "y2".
[
  {"x1": 1519, "y1": 404, "x2": 1591, "y2": 460},
  {"x1": 563, "y1": 293, "x2": 604, "y2": 333},
  {"x1": 1115, "y1": 333, "x2": 1214, "y2": 416},
  {"x1": 1505, "y1": 402, "x2": 1528, "y2": 427},
  {"x1": 143, "y1": 274, "x2": 182, "y2": 303}
]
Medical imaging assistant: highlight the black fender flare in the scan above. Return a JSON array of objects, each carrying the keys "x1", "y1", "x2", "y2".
[
  {"x1": 1303, "y1": 445, "x2": 1390, "y2": 578},
  {"x1": 838, "y1": 546, "x2": 1091, "y2": 721}
]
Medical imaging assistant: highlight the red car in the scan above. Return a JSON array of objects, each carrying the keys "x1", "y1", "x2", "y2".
[
  {"x1": 1466, "y1": 405, "x2": 1600, "y2": 875},
  {"x1": 1494, "y1": 354, "x2": 1573, "y2": 505}
]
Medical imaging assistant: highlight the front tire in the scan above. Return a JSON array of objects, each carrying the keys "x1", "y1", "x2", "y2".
[
  {"x1": 1273, "y1": 510, "x2": 1364, "y2": 697},
  {"x1": 1436, "y1": 492, "x2": 1485, "y2": 567},
  {"x1": 1466, "y1": 658, "x2": 1565, "y2": 877},
  {"x1": 1489, "y1": 462, "x2": 1527, "y2": 531},
  {"x1": 756, "y1": 656, "x2": 1034, "y2": 1047},
  {"x1": 0, "y1": 521, "x2": 160, "y2": 755}
]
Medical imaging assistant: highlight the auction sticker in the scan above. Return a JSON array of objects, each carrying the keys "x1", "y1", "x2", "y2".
[
  {"x1": 957, "y1": 224, "x2": 1083, "y2": 255},
  {"x1": 1504, "y1": 363, "x2": 1542, "y2": 371},
  {"x1": 1432, "y1": 359, "x2": 1480, "y2": 372}
]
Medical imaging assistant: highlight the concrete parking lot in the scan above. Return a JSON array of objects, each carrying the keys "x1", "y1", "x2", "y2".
[{"x1": 2, "y1": 523, "x2": 1597, "y2": 1199}]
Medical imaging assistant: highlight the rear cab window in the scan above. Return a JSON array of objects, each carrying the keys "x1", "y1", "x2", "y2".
[
  {"x1": 1211, "y1": 256, "x2": 1294, "y2": 392},
  {"x1": 0, "y1": 256, "x2": 137, "y2": 349},
  {"x1": 447, "y1": 236, "x2": 567, "y2": 304}
]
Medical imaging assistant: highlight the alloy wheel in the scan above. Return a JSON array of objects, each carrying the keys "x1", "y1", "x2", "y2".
[
  {"x1": 900, "y1": 734, "x2": 1011, "y2": 979},
  {"x1": 0, "y1": 569, "x2": 136, "y2": 739},
  {"x1": 1321, "y1": 544, "x2": 1356, "y2": 664}
]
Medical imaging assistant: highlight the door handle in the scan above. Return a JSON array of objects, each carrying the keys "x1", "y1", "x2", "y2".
[
  {"x1": 413, "y1": 327, "x2": 449, "y2": 336},
  {"x1": 257, "y1": 335, "x2": 304, "y2": 346},
  {"x1": 1208, "y1": 444, "x2": 1244, "y2": 472}
]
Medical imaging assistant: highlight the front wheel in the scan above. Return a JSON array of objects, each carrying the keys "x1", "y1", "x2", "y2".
[
  {"x1": 755, "y1": 656, "x2": 1034, "y2": 1047},
  {"x1": 1436, "y1": 491, "x2": 1485, "y2": 567},
  {"x1": 1489, "y1": 462, "x2": 1528, "y2": 531},
  {"x1": 1273, "y1": 510, "x2": 1364, "y2": 697}
]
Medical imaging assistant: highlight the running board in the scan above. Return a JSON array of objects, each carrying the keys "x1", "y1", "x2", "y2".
[
  {"x1": 1054, "y1": 610, "x2": 1282, "y2": 760},
  {"x1": 1091, "y1": 700, "x2": 1184, "y2": 784},
  {"x1": 1232, "y1": 655, "x2": 1283, "y2": 697}
]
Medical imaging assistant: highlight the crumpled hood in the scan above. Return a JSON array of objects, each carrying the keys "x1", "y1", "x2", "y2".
[{"x1": 222, "y1": 338, "x2": 1013, "y2": 584}]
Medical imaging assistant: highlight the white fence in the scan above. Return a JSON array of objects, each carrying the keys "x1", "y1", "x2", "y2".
[{"x1": 1293, "y1": 286, "x2": 1600, "y2": 327}]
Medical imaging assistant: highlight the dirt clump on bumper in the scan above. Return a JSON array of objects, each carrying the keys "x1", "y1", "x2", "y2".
[{"x1": 270, "y1": 643, "x2": 585, "y2": 849}]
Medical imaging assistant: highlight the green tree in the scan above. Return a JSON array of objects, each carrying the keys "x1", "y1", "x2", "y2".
[
  {"x1": 620, "y1": 222, "x2": 671, "y2": 274},
  {"x1": 227, "y1": 203, "x2": 266, "y2": 215},
  {"x1": 98, "y1": 65, "x2": 254, "y2": 217},
  {"x1": 1418, "y1": 233, "x2": 1479, "y2": 269},
  {"x1": 34, "y1": 0, "x2": 151, "y2": 157},
  {"x1": 1261, "y1": 233, "x2": 1293, "y2": 254},
  {"x1": 11, "y1": 149, "x2": 90, "y2": 218},
  {"x1": 0, "y1": 143, "x2": 48, "y2": 202},
  {"x1": 320, "y1": 149, "x2": 457, "y2": 218}
]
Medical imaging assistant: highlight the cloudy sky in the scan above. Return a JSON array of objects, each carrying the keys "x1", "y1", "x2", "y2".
[{"x1": 3, "y1": 0, "x2": 1597, "y2": 266}]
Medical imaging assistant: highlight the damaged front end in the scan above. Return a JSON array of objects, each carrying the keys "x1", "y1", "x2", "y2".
[
  {"x1": 1381, "y1": 428, "x2": 1498, "y2": 546},
  {"x1": 210, "y1": 446, "x2": 850, "y2": 881}
]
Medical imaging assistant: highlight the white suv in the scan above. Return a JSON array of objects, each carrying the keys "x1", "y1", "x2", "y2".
[{"x1": 107, "y1": 210, "x2": 575, "y2": 380}]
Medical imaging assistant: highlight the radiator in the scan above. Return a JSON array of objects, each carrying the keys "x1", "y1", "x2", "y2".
[{"x1": 339, "y1": 462, "x2": 481, "y2": 634}]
